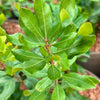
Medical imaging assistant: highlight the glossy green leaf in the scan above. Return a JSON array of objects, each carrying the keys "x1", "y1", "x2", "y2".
[
  {"x1": 70, "y1": 63, "x2": 85, "y2": 74},
  {"x1": 23, "y1": 89, "x2": 34, "y2": 96},
  {"x1": 74, "y1": 13, "x2": 88, "y2": 28},
  {"x1": 6, "y1": 33, "x2": 22, "y2": 46},
  {"x1": 63, "y1": 72, "x2": 99, "y2": 91},
  {"x1": 19, "y1": 34, "x2": 44, "y2": 49},
  {"x1": 19, "y1": 8, "x2": 44, "y2": 43},
  {"x1": 54, "y1": 35, "x2": 95, "y2": 57},
  {"x1": 59, "y1": 52, "x2": 69, "y2": 71},
  {"x1": 22, "y1": 68, "x2": 47, "y2": 78},
  {"x1": 60, "y1": 0, "x2": 75, "y2": 24},
  {"x1": 66, "y1": 91, "x2": 88, "y2": 100},
  {"x1": 48, "y1": 66, "x2": 61, "y2": 80},
  {"x1": 12, "y1": 49, "x2": 44, "y2": 62},
  {"x1": 35, "y1": 77, "x2": 52, "y2": 92},
  {"x1": 0, "y1": 27, "x2": 6, "y2": 36},
  {"x1": 14, "y1": 2, "x2": 20, "y2": 11},
  {"x1": 24, "y1": 77, "x2": 38, "y2": 89},
  {"x1": 0, "y1": 36, "x2": 6, "y2": 52},
  {"x1": 0, "y1": 71, "x2": 6, "y2": 77},
  {"x1": 53, "y1": 32, "x2": 77, "y2": 48},
  {"x1": 49, "y1": 14, "x2": 62, "y2": 43},
  {"x1": 34, "y1": 0, "x2": 52, "y2": 39},
  {"x1": 52, "y1": 84, "x2": 65, "y2": 100},
  {"x1": 0, "y1": 13, "x2": 6, "y2": 25},
  {"x1": 0, "y1": 77, "x2": 16, "y2": 100},
  {"x1": 11, "y1": 58, "x2": 46, "y2": 75},
  {"x1": 78, "y1": 22, "x2": 93, "y2": 36},
  {"x1": 48, "y1": 55, "x2": 61, "y2": 63},
  {"x1": 39, "y1": 47, "x2": 49, "y2": 57},
  {"x1": 66, "y1": 35, "x2": 96, "y2": 58},
  {"x1": 29, "y1": 90, "x2": 47, "y2": 100},
  {"x1": 62, "y1": 24, "x2": 77, "y2": 35},
  {"x1": 53, "y1": 24, "x2": 77, "y2": 48},
  {"x1": 60, "y1": 8, "x2": 69, "y2": 23},
  {"x1": 90, "y1": 0, "x2": 100, "y2": 1},
  {"x1": 68, "y1": 56, "x2": 78, "y2": 66}
]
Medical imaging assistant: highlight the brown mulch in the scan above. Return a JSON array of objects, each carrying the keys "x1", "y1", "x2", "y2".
[
  {"x1": 79, "y1": 71, "x2": 100, "y2": 100},
  {"x1": 20, "y1": 82, "x2": 28, "y2": 91},
  {"x1": 2, "y1": 20, "x2": 24, "y2": 35},
  {"x1": 0, "y1": 61, "x2": 6, "y2": 70},
  {"x1": 90, "y1": 33, "x2": 100, "y2": 52}
]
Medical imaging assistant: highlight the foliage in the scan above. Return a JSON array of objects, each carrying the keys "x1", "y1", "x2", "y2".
[
  {"x1": 0, "y1": 0, "x2": 33, "y2": 18},
  {"x1": 77, "y1": 0, "x2": 100, "y2": 29},
  {"x1": 0, "y1": 0, "x2": 100, "y2": 100},
  {"x1": 0, "y1": 13, "x2": 6, "y2": 25}
]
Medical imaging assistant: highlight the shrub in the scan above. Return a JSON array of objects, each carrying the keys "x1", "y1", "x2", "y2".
[{"x1": 0, "y1": 0, "x2": 99, "y2": 100}]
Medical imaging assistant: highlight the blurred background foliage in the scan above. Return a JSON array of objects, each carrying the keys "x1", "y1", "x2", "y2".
[{"x1": 0, "y1": 0, "x2": 100, "y2": 32}]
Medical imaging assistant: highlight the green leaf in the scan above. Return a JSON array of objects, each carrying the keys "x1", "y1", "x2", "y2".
[
  {"x1": 0, "y1": 77, "x2": 16, "y2": 100},
  {"x1": 22, "y1": 68, "x2": 47, "y2": 78},
  {"x1": 0, "y1": 36, "x2": 6, "y2": 52},
  {"x1": 19, "y1": 8, "x2": 44, "y2": 43},
  {"x1": 0, "y1": 71, "x2": 6, "y2": 77},
  {"x1": 66, "y1": 91, "x2": 88, "y2": 100},
  {"x1": 90, "y1": 0, "x2": 100, "y2": 1},
  {"x1": 35, "y1": 77, "x2": 52, "y2": 92},
  {"x1": 48, "y1": 66, "x2": 61, "y2": 80},
  {"x1": 0, "y1": 27, "x2": 6, "y2": 36},
  {"x1": 24, "y1": 77, "x2": 38, "y2": 89},
  {"x1": 53, "y1": 24, "x2": 77, "y2": 48},
  {"x1": 0, "y1": 13, "x2": 6, "y2": 25},
  {"x1": 60, "y1": 0, "x2": 75, "y2": 25},
  {"x1": 53, "y1": 32, "x2": 77, "y2": 48},
  {"x1": 39, "y1": 47, "x2": 49, "y2": 57},
  {"x1": 12, "y1": 49, "x2": 44, "y2": 62},
  {"x1": 3, "y1": 44, "x2": 16, "y2": 62},
  {"x1": 52, "y1": 84, "x2": 65, "y2": 100},
  {"x1": 19, "y1": 34, "x2": 44, "y2": 49},
  {"x1": 60, "y1": 8, "x2": 69, "y2": 23},
  {"x1": 59, "y1": 52, "x2": 69, "y2": 71},
  {"x1": 48, "y1": 55, "x2": 61, "y2": 63},
  {"x1": 34, "y1": 0, "x2": 52, "y2": 39},
  {"x1": 70, "y1": 63, "x2": 85, "y2": 74},
  {"x1": 49, "y1": 14, "x2": 62, "y2": 43},
  {"x1": 12, "y1": 58, "x2": 46, "y2": 75},
  {"x1": 63, "y1": 72, "x2": 99, "y2": 91},
  {"x1": 78, "y1": 22, "x2": 93, "y2": 36},
  {"x1": 23, "y1": 89, "x2": 34, "y2": 96},
  {"x1": 5, "y1": 62, "x2": 14, "y2": 76},
  {"x1": 66, "y1": 35, "x2": 96, "y2": 58},
  {"x1": 29, "y1": 90, "x2": 47, "y2": 100},
  {"x1": 14, "y1": 2, "x2": 20, "y2": 11},
  {"x1": 74, "y1": 13, "x2": 88, "y2": 28},
  {"x1": 54, "y1": 35, "x2": 95, "y2": 57},
  {"x1": 68, "y1": 56, "x2": 78, "y2": 66},
  {"x1": 6, "y1": 33, "x2": 22, "y2": 46}
]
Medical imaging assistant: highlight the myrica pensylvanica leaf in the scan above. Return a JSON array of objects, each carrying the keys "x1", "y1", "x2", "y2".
[{"x1": 0, "y1": 0, "x2": 99, "y2": 100}]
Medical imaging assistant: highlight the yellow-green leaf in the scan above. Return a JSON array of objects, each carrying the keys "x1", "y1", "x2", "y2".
[
  {"x1": 78, "y1": 22, "x2": 93, "y2": 36},
  {"x1": 60, "y1": 8, "x2": 69, "y2": 23}
]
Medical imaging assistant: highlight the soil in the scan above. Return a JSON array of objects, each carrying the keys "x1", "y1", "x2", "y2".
[
  {"x1": 79, "y1": 71, "x2": 100, "y2": 100},
  {"x1": 20, "y1": 82, "x2": 28, "y2": 91},
  {"x1": 2, "y1": 20, "x2": 24, "y2": 35},
  {"x1": 0, "y1": 61, "x2": 5, "y2": 70}
]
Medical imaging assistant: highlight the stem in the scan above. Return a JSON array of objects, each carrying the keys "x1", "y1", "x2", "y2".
[
  {"x1": 44, "y1": 39, "x2": 51, "y2": 53},
  {"x1": 55, "y1": 80, "x2": 58, "y2": 85},
  {"x1": 14, "y1": 75, "x2": 23, "y2": 83}
]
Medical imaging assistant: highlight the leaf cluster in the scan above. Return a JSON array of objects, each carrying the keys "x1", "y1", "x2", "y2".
[{"x1": 0, "y1": 0, "x2": 99, "y2": 100}]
